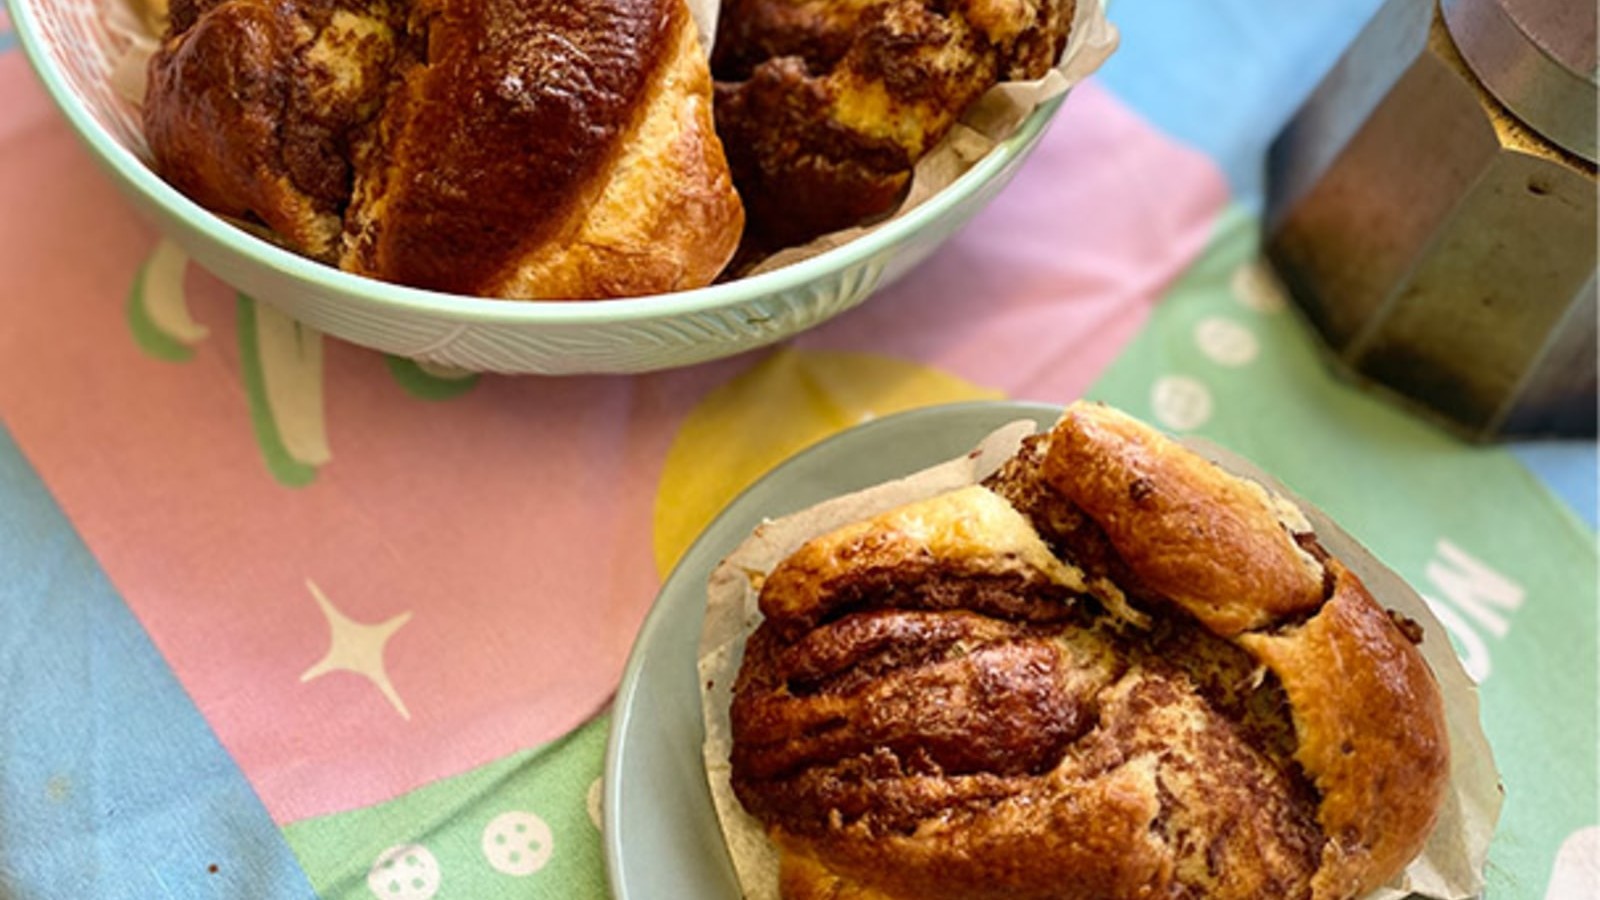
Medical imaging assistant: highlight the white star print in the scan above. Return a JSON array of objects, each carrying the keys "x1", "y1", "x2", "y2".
[{"x1": 300, "y1": 578, "x2": 414, "y2": 720}]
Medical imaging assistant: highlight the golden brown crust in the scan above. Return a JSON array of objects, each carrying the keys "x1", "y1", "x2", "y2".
[
  {"x1": 728, "y1": 401, "x2": 1450, "y2": 900},
  {"x1": 145, "y1": 0, "x2": 741, "y2": 299},
  {"x1": 1239, "y1": 562, "x2": 1450, "y2": 899},
  {"x1": 340, "y1": 0, "x2": 672, "y2": 292},
  {"x1": 756, "y1": 486, "x2": 1089, "y2": 640},
  {"x1": 490, "y1": 7, "x2": 744, "y2": 298},
  {"x1": 343, "y1": 0, "x2": 742, "y2": 297},
  {"x1": 778, "y1": 847, "x2": 899, "y2": 900},
  {"x1": 1042, "y1": 402, "x2": 1326, "y2": 636},
  {"x1": 772, "y1": 757, "x2": 1173, "y2": 900},
  {"x1": 1049, "y1": 402, "x2": 1449, "y2": 898}
]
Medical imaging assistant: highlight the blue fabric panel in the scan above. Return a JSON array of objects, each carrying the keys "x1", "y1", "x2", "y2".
[
  {"x1": 1511, "y1": 442, "x2": 1599, "y2": 530},
  {"x1": 1097, "y1": 0, "x2": 1385, "y2": 211},
  {"x1": 0, "y1": 425, "x2": 316, "y2": 900}
]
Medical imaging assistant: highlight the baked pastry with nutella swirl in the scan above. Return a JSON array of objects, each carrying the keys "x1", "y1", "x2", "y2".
[
  {"x1": 727, "y1": 402, "x2": 1450, "y2": 900},
  {"x1": 143, "y1": 0, "x2": 743, "y2": 299},
  {"x1": 712, "y1": 0, "x2": 1074, "y2": 251}
]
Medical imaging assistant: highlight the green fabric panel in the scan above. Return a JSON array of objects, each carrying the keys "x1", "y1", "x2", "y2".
[{"x1": 282, "y1": 715, "x2": 610, "y2": 900}]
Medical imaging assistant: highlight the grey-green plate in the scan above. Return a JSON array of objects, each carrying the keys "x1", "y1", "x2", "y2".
[{"x1": 603, "y1": 401, "x2": 1061, "y2": 900}]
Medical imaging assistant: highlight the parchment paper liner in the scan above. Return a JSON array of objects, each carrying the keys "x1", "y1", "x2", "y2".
[{"x1": 698, "y1": 419, "x2": 1501, "y2": 900}]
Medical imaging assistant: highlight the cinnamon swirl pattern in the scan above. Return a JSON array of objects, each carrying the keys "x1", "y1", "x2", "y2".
[
  {"x1": 711, "y1": 0, "x2": 1075, "y2": 251},
  {"x1": 727, "y1": 403, "x2": 1449, "y2": 900}
]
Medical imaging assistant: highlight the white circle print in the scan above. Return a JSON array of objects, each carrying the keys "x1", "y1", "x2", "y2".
[
  {"x1": 367, "y1": 844, "x2": 441, "y2": 900},
  {"x1": 1230, "y1": 261, "x2": 1287, "y2": 312},
  {"x1": 1151, "y1": 376, "x2": 1214, "y2": 431},
  {"x1": 1193, "y1": 317, "x2": 1258, "y2": 367},
  {"x1": 1546, "y1": 826, "x2": 1600, "y2": 899},
  {"x1": 482, "y1": 810, "x2": 554, "y2": 877}
]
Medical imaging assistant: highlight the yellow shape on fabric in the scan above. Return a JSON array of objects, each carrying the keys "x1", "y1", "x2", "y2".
[{"x1": 651, "y1": 348, "x2": 1002, "y2": 578}]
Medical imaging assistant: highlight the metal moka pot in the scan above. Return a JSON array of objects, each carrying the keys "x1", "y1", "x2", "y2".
[{"x1": 1266, "y1": 0, "x2": 1597, "y2": 438}]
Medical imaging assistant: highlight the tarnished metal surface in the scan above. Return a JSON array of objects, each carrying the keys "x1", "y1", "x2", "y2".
[
  {"x1": 1265, "y1": 0, "x2": 1596, "y2": 439},
  {"x1": 1442, "y1": 0, "x2": 1597, "y2": 162}
]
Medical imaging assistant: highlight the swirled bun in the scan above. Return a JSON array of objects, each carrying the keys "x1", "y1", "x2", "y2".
[
  {"x1": 711, "y1": 0, "x2": 1073, "y2": 250},
  {"x1": 143, "y1": 0, "x2": 742, "y2": 299},
  {"x1": 726, "y1": 401, "x2": 1449, "y2": 900}
]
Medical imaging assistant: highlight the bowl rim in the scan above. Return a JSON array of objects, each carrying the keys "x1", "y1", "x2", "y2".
[{"x1": 8, "y1": 0, "x2": 1064, "y2": 325}]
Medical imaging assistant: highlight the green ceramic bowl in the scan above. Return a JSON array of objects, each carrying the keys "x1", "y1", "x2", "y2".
[{"x1": 10, "y1": 0, "x2": 1073, "y2": 373}]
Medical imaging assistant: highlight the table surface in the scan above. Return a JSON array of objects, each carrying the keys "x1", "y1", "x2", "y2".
[{"x1": 1, "y1": 1, "x2": 1595, "y2": 899}]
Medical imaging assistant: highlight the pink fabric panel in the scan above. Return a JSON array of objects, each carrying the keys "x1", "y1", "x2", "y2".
[
  {"x1": 0, "y1": 69, "x2": 1227, "y2": 822},
  {"x1": 802, "y1": 83, "x2": 1228, "y2": 402}
]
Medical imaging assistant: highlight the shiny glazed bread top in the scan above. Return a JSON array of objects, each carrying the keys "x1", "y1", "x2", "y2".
[{"x1": 143, "y1": 0, "x2": 743, "y2": 299}]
